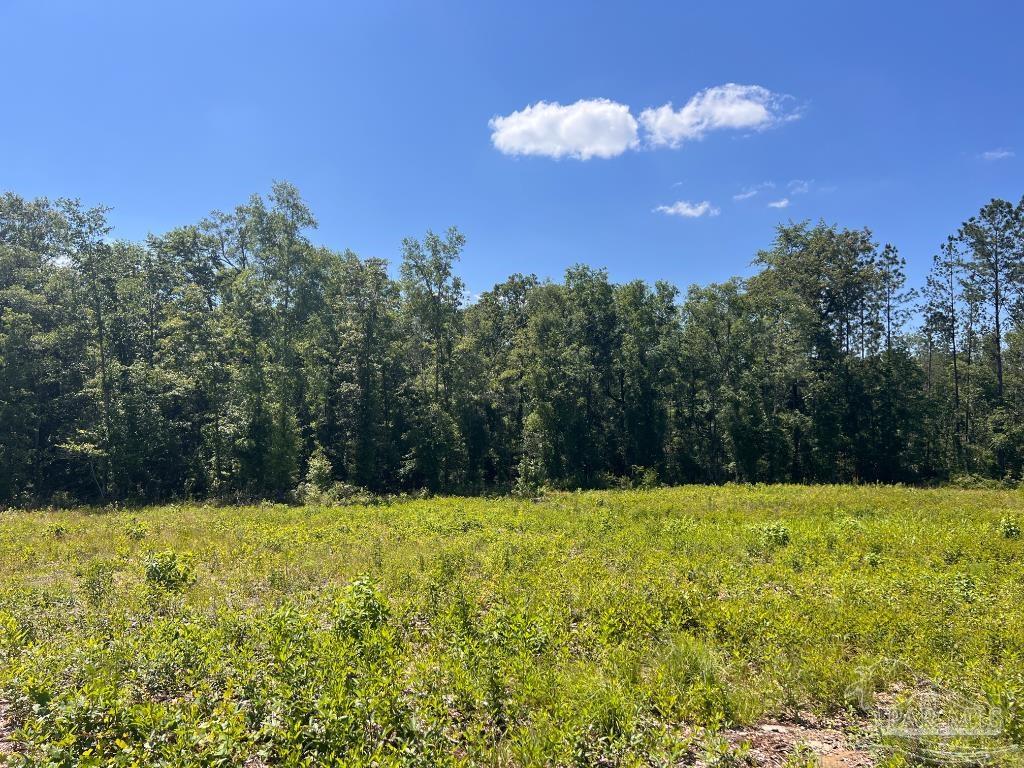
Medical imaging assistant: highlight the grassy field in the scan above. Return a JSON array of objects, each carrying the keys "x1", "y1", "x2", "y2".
[{"x1": 1, "y1": 486, "x2": 1023, "y2": 767}]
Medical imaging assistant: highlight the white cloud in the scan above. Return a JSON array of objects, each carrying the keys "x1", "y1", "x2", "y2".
[
  {"x1": 639, "y1": 84, "x2": 799, "y2": 148},
  {"x1": 980, "y1": 148, "x2": 1015, "y2": 161},
  {"x1": 788, "y1": 179, "x2": 811, "y2": 194},
  {"x1": 489, "y1": 98, "x2": 639, "y2": 160},
  {"x1": 491, "y1": 84, "x2": 801, "y2": 160},
  {"x1": 654, "y1": 200, "x2": 720, "y2": 218},
  {"x1": 767, "y1": 198, "x2": 790, "y2": 209},
  {"x1": 733, "y1": 181, "x2": 775, "y2": 201}
]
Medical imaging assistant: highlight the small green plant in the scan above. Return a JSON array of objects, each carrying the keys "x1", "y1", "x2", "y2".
[
  {"x1": 783, "y1": 742, "x2": 819, "y2": 768},
  {"x1": 1000, "y1": 515, "x2": 1021, "y2": 539},
  {"x1": 81, "y1": 559, "x2": 116, "y2": 606},
  {"x1": 335, "y1": 576, "x2": 389, "y2": 638},
  {"x1": 144, "y1": 550, "x2": 196, "y2": 591},
  {"x1": 757, "y1": 521, "x2": 791, "y2": 549},
  {"x1": 267, "y1": 569, "x2": 288, "y2": 591},
  {"x1": 941, "y1": 545, "x2": 964, "y2": 565},
  {"x1": 124, "y1": 517, "x2": 149, "y2": 541},
  {"x1": 952, "y1": 573, "x2": 976, "y2": 603},
  {"x1": 1001, "y1": 675, "x2": 1024, "y2": 743},
  {"x1": 702, "y1": 734, "x2": 752, "y2": 768},
  {"x1": 629, "y1": 465, "x2": 660, "y2": 490},
  {"x1": 0, "y1": 610, "x2": 29, "y2": 656}
]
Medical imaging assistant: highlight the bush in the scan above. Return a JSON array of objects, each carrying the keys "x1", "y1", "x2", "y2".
[
  {"x1": 335, "y1": 576, "x2": 389, "y2": 639},
  {"x1": 305, "y1": 444, "x2": 334, "y2": 491},
  {"x1": 633, "y1": 466, "x2": 661, "y2": 490},
  {"x1": 296, "y1": 478, "x2": 376, "y2": 506},
  {"x1": 949, "y1": 474, "x2": 1014, "y2": 490},
  {"x1": 144, "y1": 550, "x2": 196, "y2": 591},
  {"x1": 756, "y1": 522, "x2": 791, "y2": 549},
  {"x1": 124, "y1": 517, "x2": 149, "y2": 541}
]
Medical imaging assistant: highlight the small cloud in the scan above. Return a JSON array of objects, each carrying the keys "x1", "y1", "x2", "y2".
[
  {"x1": 733, "y1": 181, "x2": 775, "y2": 201},
  {"x1": 640, "y1": 83, "x2": 801, "y2": 148},
  {"x1": 489, "y1": 98, "x2": 639, "y2": 160},
  {"x1": 980, "y1": 148, "x2": 1015, "y2": 161},
  {"x1": 654, "y1": 200, "x2": 721, "y2": 218},
  {"x1": 671, "y1": 180, "x2": 685, "y2": 187},
  {"x1": 767, "y1": 198, "x2": 790, "y2": 209},
  {"x1": 788, "y1": 179, "x2": 811, "y2": 194}
]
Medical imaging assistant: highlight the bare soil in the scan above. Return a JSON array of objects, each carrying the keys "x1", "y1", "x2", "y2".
[
  {"x1": 717, "y1": 719, "x2": 874, "y2": 768},
  {"x1": 0, "y1": 700, "x2": 16, "y2": 759}
]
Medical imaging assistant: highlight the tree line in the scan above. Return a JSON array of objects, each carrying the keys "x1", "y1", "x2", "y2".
[{"x1": 1, "y1": 183, "x2": 1023, "y2": 504}]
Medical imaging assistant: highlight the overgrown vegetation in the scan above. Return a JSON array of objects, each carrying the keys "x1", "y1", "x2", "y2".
[
  {"x1": 1, "y1": 486, "x2": 1023, "y2": 765},
  {"x1": 3, "y1": 187, "x2": 1024, "y2": 504}
]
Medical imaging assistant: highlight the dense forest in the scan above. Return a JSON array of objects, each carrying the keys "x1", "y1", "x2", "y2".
[{"x1": 1, "y1": 184, "x2": 1022, "y2": 504}]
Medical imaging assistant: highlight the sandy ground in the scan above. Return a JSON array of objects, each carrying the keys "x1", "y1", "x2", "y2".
[{"x1": 711, "y1": 719, "x2": 875, "y2": 768}]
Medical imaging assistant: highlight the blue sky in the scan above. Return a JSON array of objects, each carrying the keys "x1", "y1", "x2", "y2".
[{"x1": 1, "y1": 1, "x2": 1021, "y2": 295}]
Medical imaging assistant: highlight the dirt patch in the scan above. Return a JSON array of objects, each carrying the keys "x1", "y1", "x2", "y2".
[
  {"x1": 717, "y1": 719, "x2": 874, "y2": 768},
  {"x1": 0, "y1": 700, "x2": 16, "y2": 758}
]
